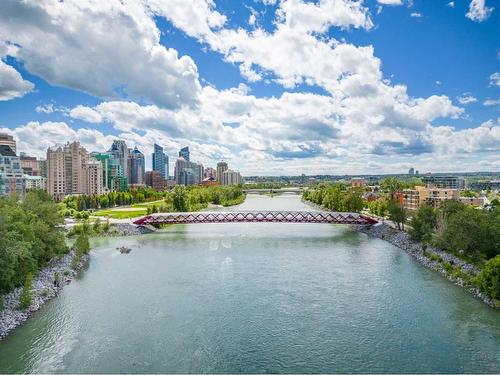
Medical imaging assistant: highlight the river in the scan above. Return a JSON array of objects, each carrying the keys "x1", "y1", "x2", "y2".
[{"x1": 0, "y1": 194, "x2": 499, "y2": 373}]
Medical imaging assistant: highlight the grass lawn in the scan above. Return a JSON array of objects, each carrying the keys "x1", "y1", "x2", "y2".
[
  {"x1": 92, "y1": 199, "x2": 166, "y2": 219},
  {"x1": 93, "y1": 207, "x2": 148, "y2": 219}
]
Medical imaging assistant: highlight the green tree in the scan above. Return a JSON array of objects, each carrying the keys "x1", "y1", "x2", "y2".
[
  {"x1": 409, "y1": 205, "x2": 437, "y2": 242},
  {"x1": 172, "y1": 186, "x2": 189, "y2": 212},
  {"x1": 477, "y1": 255, "x2": 500, "y2": 300},
  {"x1": 388, "y1": 199, "x2": 406, "y2": 230},
  {"x1": 381, "y1": 177, "x2": 403, "y2": 200}
]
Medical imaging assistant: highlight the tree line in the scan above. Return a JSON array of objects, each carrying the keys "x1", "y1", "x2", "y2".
[{"x1": 0, "y1": 190, "x2": 68, "y2": 294}]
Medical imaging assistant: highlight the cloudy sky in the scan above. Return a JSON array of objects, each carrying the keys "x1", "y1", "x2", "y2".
[{"x1": 0, "y1": 0, "x2": 499, "y2": 175}]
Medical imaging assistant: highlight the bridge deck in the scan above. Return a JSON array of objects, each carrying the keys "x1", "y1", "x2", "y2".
[{"x1": 133, "y1": 211, "x2": 377, "y2": 226}]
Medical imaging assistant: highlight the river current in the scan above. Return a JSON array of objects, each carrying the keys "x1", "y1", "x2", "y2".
[{"x1": 0, "y1": 194, "x2": 498, "y2": 373}]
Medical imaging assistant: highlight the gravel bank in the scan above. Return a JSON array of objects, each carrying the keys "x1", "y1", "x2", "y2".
[
  {"x1": 0, "y1": 251, "x2": 90, "y2": 340},
  {"x1": 358, "y1": 223, "x2": 496, "y2": 309}
]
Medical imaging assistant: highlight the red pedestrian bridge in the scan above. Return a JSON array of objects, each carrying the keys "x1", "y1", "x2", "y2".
[{"x1": 133, "y1": 211, "x2": 377, "y2": 226}]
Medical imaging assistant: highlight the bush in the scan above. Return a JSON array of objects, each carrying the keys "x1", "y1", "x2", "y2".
[
  {"x1": 477, "y1": 255, "x2": 500, "y2": 300},
  {"x1": 19, "y1": 273, "x2": 33, "y2": 309}
]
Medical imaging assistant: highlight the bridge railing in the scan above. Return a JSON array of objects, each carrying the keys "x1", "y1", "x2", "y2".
[{"x1": 133, "y1": 211, "x2": 377, "y2": 226}]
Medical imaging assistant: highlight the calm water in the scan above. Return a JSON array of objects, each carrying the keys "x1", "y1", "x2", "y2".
[{"x1": 0, "y1": 194, "x2": 499, "y2": 373}]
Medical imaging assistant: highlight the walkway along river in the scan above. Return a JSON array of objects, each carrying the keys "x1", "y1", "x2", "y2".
[{"x1": 0, "y1": 194, "x2": 498, "y2": 373}]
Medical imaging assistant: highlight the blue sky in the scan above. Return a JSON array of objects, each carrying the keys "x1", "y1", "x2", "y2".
[{"x1": 0, "y1": 0, "x2": 498, "y2": 175}]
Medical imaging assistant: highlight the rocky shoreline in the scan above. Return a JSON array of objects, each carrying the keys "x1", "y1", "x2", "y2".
[
  {"x1": 357, "y1": 222, "x2": 496, "y2": 309},
  {"x1": 0, "y1": 250, "x2": 90, "y2": 340}
]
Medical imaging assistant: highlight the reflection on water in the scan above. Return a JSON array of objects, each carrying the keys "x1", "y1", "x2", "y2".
[{"x1": 0, "y1": 194, "x2": 499, "y2": 373}]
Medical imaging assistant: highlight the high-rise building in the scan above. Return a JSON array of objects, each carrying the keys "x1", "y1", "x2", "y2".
[
  {"x1": 216, "y1": 161, "x2": 228, "y2": 184},
  {"x1": 92, "y1": 152, "x2": 128, "y2": 192},
  {"x1": 108, "y1": 140, "x2": 129, "y2": 181},
  {"x1": 46, "y1": 141, "x2": 102, "y2": 200},
  {"x1": 127, "y1": 147, "x2": 145, "y2": 185},
  {"x1": 174, "y1": 156, "x2": 202, "y2": 185},
  {"x1": 152, "y1": 144, "x2": 169, "y2": 179},
  {"x1": 19, "y1": 153, "x2": 41, "y2": 176},
  {"x1": 408, "y1": 167, "x2": 415, "y2": 175},
  {"x1": 0, "y1": 145, "x2": 24, "y2": 197},
  {"x1": 179, "y1": 146, "x2": 190, "y2": 162},
  {"x1": 222, "y1": 169, "x2": 242, "y2": 186},
  {"x1": 83, "y1": 159, "x2": 103, "y2": 195},
  {"x1": 0, "y1": 133, "x2": 16, "y2": 153}
]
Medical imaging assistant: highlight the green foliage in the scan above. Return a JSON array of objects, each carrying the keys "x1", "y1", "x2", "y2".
[
  {"x1": 460, "y1": 190, "x2": 477, "y2": 198},
  {"x1": 435, "y1": 205, "x2": 499, "y2": 261},
  {"x1": 429, "y1": 253, "x2": 442, "y2": 263},
  {"x1": 388, "y1": 199, "x2": 407, "y2": 230},
  {"x1": 71, "y1": 233, "x2": 90, "y2": 269},
  {"x1": 19, "y1": 273, "x2": 33, "y2": 309},
  {"x1": 409, "y1": 205, "x2": 437, "y2": 242},
  {"x1": 476, "y1": 255, "x2": 500, "y2": 300},
  {"x1": 172, "y1": 185, "x2": 189, "y2": 212},
  {"x1": 0, "y1": 192, "x2": 67, "y2": 294},
  {"x1": 367, "y1": 199, "x2": 388, "y2": 217},
  {"x1": 303, "y1": 184, "x2": 364, "y2": 212}
]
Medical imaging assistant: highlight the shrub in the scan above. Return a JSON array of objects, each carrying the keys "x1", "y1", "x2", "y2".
[
  {"x1": 477, "y1": 255, "x2": 500, "y2": 300},
  {"x1": 19, "y1": 273, "x2": 34, "y2": 309}
]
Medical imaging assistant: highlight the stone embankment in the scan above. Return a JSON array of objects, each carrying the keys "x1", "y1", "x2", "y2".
[
  {"x1": 358, "y1": 223, "x2": 496, "y2": 309},
  {"x1": 106, "y1": 223, "x2": 154, "y2": 236},
  {"x1": 0, "y1": 251, "x2": 90, "y2": 340}
]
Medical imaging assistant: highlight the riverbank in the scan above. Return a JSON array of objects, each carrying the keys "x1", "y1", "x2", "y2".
[
  {"x1": 358, "y1": 223, "x2": 497, "y2": 309},
  {"x1": 0, "y1": 250, "x2": 90, "y2": 340}
]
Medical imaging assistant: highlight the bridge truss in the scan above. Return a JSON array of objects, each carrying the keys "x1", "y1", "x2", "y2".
[{"x1": 133, "y1": 211, "x2": 377, "y2": 226}]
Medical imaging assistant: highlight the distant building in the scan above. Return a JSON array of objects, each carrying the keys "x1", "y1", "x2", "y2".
[
  {"x1": 179, "y1": 146, "x2": 190, "y2": 162},
  {"x1": 19, "y1": 154, "x2": 41, "y2": 176},
  {"x1": 469, "y1": 180, "x2": 500, "y2": 192},
  {"x1": 152, "y1": 144, "x2": 169, "y2": 179},
  {"x1": 459, "y1": 196, "x2": 485, "y2": 207},
  {"x1": 204, "y1": 167, "x2": 216, "y2": 179},
  {"x1": 39, "y1": 159, "x2": 47, "y2": 178},
  {"x1": 83, "y1": 159, "x2": 103, "y2": 195},
  {"x1": 350, "y1": 178, "x2": 367, "y2": 188},
  {"x1": 222, "y1": 169, "x2": 242, "y2": 185},
  {"x1": 24, "y1": 175, "x2": 47, "y2": 192},
  {"x1": 127, "y1": 147, "x2": 145, "y2": 185},
  {"x1": 408, "y1": 167, "x2": 415, "y2": 175},
  {"x1": 145, "y1": 170, "x2": 165, "y2": 191},
  {"x1": 174, "y1": 156, "x2": 203, "y2": 185},
  {"x1": 108, "y1": 140, "x2": 129, "y2": 182},
  {"x1": 0, "y1": 145, "x2": 24, "y2": 197},
  {"x1": 92, "y1": 152, "x2": 128, "y2": 192},
  {"x1": 46, "y1": 141, "x2": 103, "y2": 200},
  {"x1": 216, "y1": 161, "x2": 228, "y2": 185},
  {"x1": 422, "y1": 175, "x2": 465, "y2": 190},
  {"x1": 201, "y1": 176, "x2": 218, "y2": 186},
  {"x1": 400, "y1": 186, "x2": 483, "y2": 210},
  {"x1": 0, "y1": 133, "x2": 16, "y2": 153}
]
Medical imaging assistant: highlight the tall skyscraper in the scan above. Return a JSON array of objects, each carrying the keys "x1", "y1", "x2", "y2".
[
  {"x1": 0, "y1": 133, "x2": 16, "y2": 153},
  {"x1": 127, "y1": 147, "x2": 145, "y2": 185},
  {"x1": 152, "y1": 144, "x2": 168, "y2": 179},
  {"x1": 216, "y1": 161, "x2": 228, "y2": 185},
  {"x1": 108, "y1": 140, "x2": 129, "y2": 181},
  {"x1": 179, "y1": 146, "x2": 190, "y2": 162}
]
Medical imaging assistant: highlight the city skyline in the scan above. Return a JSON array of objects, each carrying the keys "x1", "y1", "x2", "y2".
[{"x1": 0, "y1": 0, "x2": 499, "y2": 175}]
